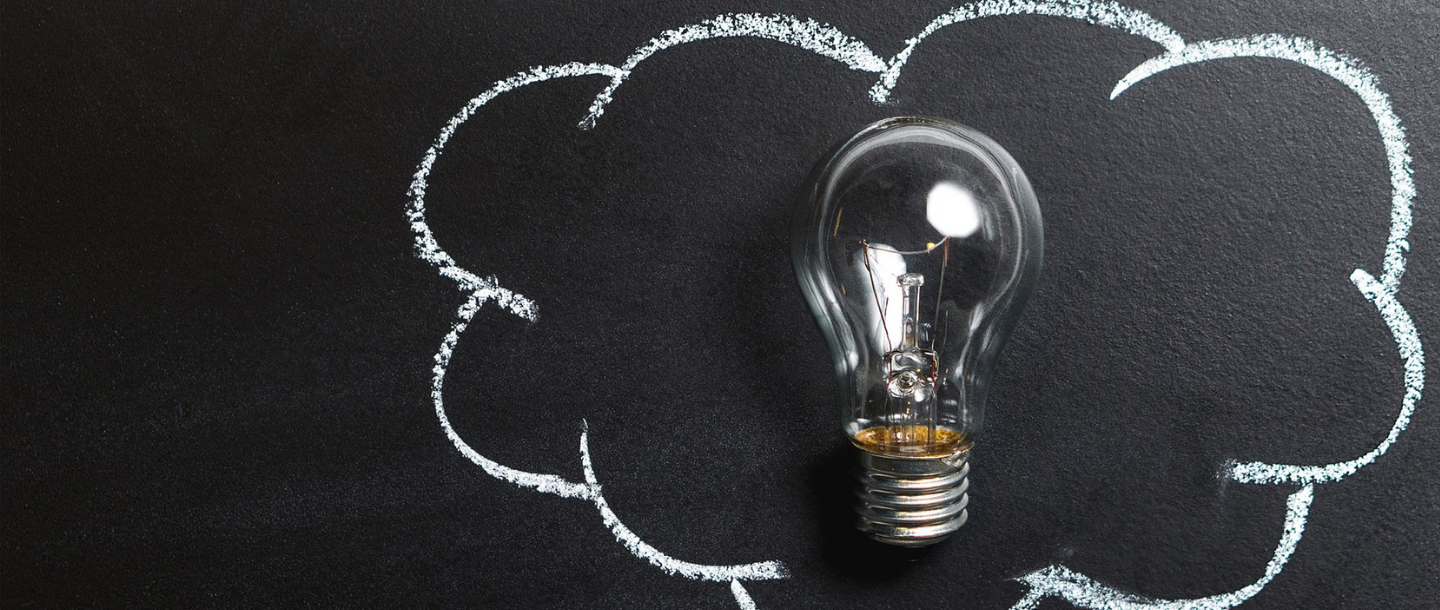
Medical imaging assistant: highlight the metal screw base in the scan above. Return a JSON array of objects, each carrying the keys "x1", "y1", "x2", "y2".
[{"x1": 854, "y1": 449, "x2": 970, "y2": 547}]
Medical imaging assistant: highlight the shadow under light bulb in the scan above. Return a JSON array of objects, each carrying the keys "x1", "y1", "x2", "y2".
[{"x1": 793, "y1": 117, "x2": 1043, "y2": 547}]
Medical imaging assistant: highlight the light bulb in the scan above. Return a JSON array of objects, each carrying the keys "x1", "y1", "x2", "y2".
[{"x1": 793, "y1": 117, "x2": 1043, "y2": 547}]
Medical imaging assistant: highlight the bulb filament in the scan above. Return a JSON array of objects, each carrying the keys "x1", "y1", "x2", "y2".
[{"x1": 858, "y1": 239, "x2": 951, "y2": 455}]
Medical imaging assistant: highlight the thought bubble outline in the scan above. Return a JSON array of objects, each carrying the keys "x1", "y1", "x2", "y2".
[{"x1": 405, "y1": 3, "x2": 1424, "y2": 608}]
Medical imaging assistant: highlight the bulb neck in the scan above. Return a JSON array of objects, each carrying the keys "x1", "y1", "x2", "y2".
[{"x1": 853, "y1": 447, "x2": 970, "y2": 547}]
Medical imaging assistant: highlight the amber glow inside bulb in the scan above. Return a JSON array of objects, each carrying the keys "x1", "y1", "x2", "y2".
[{"x1": 793, "y1": 117, "x2": 1043, "y2": 546}]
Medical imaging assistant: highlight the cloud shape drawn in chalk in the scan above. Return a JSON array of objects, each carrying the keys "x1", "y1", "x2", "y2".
[{"x1": 406, "y1": 3, "x2": 1423, "y2": 609}]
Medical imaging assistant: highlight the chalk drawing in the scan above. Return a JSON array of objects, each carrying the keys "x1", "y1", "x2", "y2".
[
  {"x1": 408, "y1": 2, "x2": 1423, "y2": 608},
  {"x1": 1010, "y1": 486, "x2": 1315, "y2": 610},
  {"x1": 579, "y1": 421, "x2": 789, "y2": 582},
  {"x1": 1225, "y1": 270, "x2": 1423, "y2": 485},
  {"x1": 407, "y1": 62, "x2": 621, "y2": 322},
  {"x1": 408, "y1": 60, "x2": 790, "y2": 593},
  {"x1": 732, "y1": 580, "x2": 760, "y2": 610},
  {"x1": 868, "y1": 0, "x2": 1186, "y2": 104},
  {"x1": 1112, "y1": 35, "x2": 1414, "y2": 296},
  {"x1": 579, "y1": 13, "x2": 888, "y2": 129},
  {"x1": 431, "y1": 289, "x2": 593, "y2": 498}
]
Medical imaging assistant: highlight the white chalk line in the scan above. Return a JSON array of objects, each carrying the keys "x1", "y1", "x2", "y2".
[
  {"x1": 408, "y1": 62, "x2": 626, "y2": 322},
  {"x1": 580, "y1": 13, "x2": 888, "y2": 129},
  {"x1": 731, "y1": 580, "x2": 760, "y2": 610},
  {"x1": 429, "y1": 291, "x2": 790, "y2": 578},
  {"x1": 581, "y1": 3, "x2": 1186, "y2": 129},
  {"x1": 1113, "y1": 35, "x2": 1414, "y2": 296},
  {"x1": 1109, "y1": 34, "x2": 1422, "y2": 487},
  {"x1": 1012, "y1": 486, "x2": 1315, "y2": 610},
  {"x1": 432, "y1": 290, "x2": 596, "y2": 498},
  {"x1": 869, "y1": 0, "x2": 1186, "y2": 104},
  {"x1": 1228, "y1": 271, "x2": 1424, "y2": 485},
  {"x1": 415, "y1": 64, "x2": 621, "y2": 497},
  {"x1": 410, "y1": 4, "x2": 1425, "y2": 608},
  {"x1": 580, "y1": 422, "x2": 790, "y2": 582},
  {"x1": 1010, "y1": 19, "x2": 1422, "y2": 610},
  {"x1": 409, "y1": 62, "x2": 790, "y2": 590}
]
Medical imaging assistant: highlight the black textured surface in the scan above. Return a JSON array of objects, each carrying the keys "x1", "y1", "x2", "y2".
[{"x1": 4, "y1": 1, "x2": 1438, "y2": 608}]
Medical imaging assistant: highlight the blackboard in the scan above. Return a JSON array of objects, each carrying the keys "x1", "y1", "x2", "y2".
[{"x1": 5, "y1": 1, "x2": 1437, "y2": 608}]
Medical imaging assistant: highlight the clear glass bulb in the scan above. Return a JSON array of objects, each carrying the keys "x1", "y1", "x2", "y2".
[{"x1": 793, "y1": 117, "x2": 1043, "y2": 546}]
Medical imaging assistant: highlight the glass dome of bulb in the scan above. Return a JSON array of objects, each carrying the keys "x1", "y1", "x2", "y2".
[{"x1": 793, "y1": 116, "x2": 1042, "y2": 546}]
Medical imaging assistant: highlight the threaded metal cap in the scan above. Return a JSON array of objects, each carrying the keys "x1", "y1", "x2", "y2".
[{"x1": 853, "y1": 449, "x2": 970, "y2": 547}]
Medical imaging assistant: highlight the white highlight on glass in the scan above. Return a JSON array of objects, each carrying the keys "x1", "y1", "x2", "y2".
[
  {"x1": 927, "y1": 181, "x2": 983, "y2": 238},
  {"x1": 859, "y1": 244, "x2": 910, "y2": 352}
]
